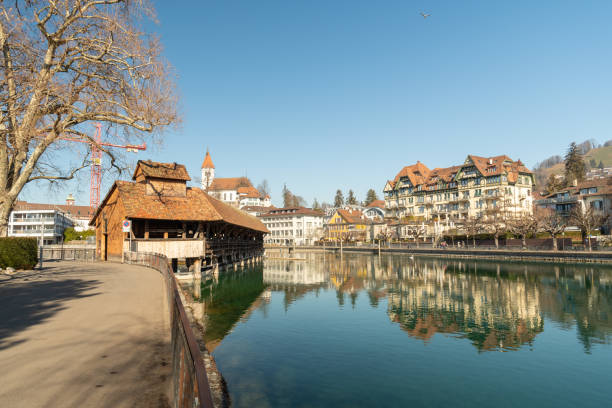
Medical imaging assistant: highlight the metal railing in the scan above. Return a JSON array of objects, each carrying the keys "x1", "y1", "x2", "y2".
[
  {"x1": 124, "y1": 251, "x2": 215, "y2": 408},
  {"x1": 41, "y1": 247, "x2": 97, "y2": 262}
]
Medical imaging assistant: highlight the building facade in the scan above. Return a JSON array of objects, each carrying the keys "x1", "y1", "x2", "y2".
[
  {"x1": 325, "y1": 208, "x2": 369, "y2": 242},
  {"x1": 14, "y1": 196, "x2": 93, "y2": 231},
  {"x1": 259, "y1": 207, "x2": 325, "y2": 246},
  {"x1": 384, "y1": 155, "x2": 535, "y2": 232},
  {"x1": 8, "y1": 208, "x2": 74, "y2": 245},
  {"x1": 535, "y1": 178, "x2": 612, "y2": 232},
  {"x1": 363, "y1": 200, "x2": 386, "y2": 221},
  {"x1": 201, "y1": 149, "x2": 272, "y2": 208}
]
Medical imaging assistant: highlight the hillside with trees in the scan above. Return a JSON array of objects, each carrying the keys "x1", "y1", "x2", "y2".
[{"x1": 533, "y1": 139, "x2": 612, "y2": 189}]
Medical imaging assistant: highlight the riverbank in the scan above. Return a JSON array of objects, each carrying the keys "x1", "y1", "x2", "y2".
[{"x1": 266, "y1": 245, "x2": 612, "y2": 264}]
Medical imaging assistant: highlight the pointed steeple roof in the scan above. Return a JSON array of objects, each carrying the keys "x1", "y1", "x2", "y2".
[{"x1": 201, "y1": 148, "x2": 215, "y2": 169}]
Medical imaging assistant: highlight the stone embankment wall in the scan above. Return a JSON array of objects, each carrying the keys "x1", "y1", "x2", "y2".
[{"x1": 269, "y1": 245, "x2": 612, "y2": 264}]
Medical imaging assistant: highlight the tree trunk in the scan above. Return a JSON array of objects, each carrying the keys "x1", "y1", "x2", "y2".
[
  {"x1": 522, "y1": 235, "x2": 527, "y2": 250},
  {"x1": 494, "y1": 235, "x2": 499, "y2": 249},
  {"x1": 0, "y1": 198, "x2": 16, "y2": 237},
  {"x1": 552, "y1": 235, "x2": 558, "y2": 251},
  {"x1": 588, "y1": 236, "x2": 592, "y2": 252},
  {"x1": 473, "y1": 237, "x2": 476, "y2": 248}
]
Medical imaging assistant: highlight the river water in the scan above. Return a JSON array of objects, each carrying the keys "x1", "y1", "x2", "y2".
[{"x1": 198, "y1": 253, "x2": 612, "y2": 407}]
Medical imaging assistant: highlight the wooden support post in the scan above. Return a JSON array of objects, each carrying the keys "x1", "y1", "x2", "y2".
[
  {"x1": 144, "y1": 220, "x2": 150, "y2": 239},
  {"x1": 193, "y1": 259, "x2": 202, "y2": 299}
]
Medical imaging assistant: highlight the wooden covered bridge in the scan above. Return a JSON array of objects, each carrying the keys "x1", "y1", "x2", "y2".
[{"x1": 90, "y1": 160, "x2": 268, "y2": 272}]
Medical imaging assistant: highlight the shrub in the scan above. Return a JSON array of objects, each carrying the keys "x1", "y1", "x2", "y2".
[
  {"x1": 64, "y1": 227, "x2": 95, "y2": 242},
  {"x1": 0, "y1": 237, "x2": 39, "y2": 270}
]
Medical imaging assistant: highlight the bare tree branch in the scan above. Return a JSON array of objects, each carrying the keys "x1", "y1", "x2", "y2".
[{"x1": 0, "y1": 0, "x2": 179, "y2": 236}]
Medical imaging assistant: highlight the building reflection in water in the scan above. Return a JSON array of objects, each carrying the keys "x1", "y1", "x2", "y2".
[{"x1": 200, "y1": 253, "x2": 612, "y2": 353}]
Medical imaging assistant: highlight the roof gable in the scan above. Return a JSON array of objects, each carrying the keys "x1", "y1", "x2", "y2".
[{"x1": 133, "y1": 160, "x2": 191, "y2": 181}]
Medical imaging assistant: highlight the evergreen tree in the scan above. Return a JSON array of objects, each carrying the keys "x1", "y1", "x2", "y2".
[
  {"x1": 589, "y1": 159, "x2": 597, "y2": 168},
  {"x1": 599, "y1": 160, "x2": 605, "y2": 169},
  {"x1": 347, "y1": 190, "x2": 358, "y2": 205},
  {"x1": 364, "y1": 189, "x2": 379, "y2": 205},
  {"x1": 564, "y1": 142, "x2": 586, "y2": 183},
  {"x1": 312, "y1": 198, "x2": 320, "y2": 210},
  {"x1": 334, "y1": 190, "x2": 344, "y2": 207}
]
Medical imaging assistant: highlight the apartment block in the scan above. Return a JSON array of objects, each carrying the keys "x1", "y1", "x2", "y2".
[{"x1": 384, "y1": 155, "x2": 535, "y2": 227}]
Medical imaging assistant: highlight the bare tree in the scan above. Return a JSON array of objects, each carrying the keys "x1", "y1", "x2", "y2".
[
  {"x1": 507, "y1": 213, "x2": 538, "y2": 250},
  {"x1": 257, "y1": 179, "x2": 270, "y2": 197},
  {"x1": 571, "y1": 205, "x2": 608, "y2": 251},
  {"x1": 483, "y1": 202, "x2": 509, "y2": 249},
  {"x1": 461, "y1": 214, "x2": 483, "y2": 248},
  {"x1": 0, "y1": 1, "x2": 179, "y2": 236},
  {"x1": 536, "y1": 208, "x2": 566, "y2": 251},
  {"x1": 405, "y1": 222, "x2": 426, "y2": 248}
]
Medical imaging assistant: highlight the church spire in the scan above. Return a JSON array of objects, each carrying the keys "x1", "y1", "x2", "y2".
[{"x1": 201, "y1": 148, "x2": 215, "y2": 169}]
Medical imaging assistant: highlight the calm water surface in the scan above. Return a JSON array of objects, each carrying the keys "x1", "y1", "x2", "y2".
[{"x1": 198, "y1": 254, "x2": 612, "y2": 407}]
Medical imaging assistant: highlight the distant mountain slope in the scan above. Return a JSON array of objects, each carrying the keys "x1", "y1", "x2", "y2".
[
  {"x1": 584, "y1": 146, "x2": 612, "y2": 167},
  {"x1": 533, "y1": 141, "x2": 612, "y2": 188}
]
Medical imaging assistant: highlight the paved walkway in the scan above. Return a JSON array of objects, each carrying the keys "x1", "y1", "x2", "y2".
[{"x1": 0, "y1": 262, "x2": 171, "y2": 407}]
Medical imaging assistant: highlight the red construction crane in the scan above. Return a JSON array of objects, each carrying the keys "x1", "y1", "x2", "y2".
[{"x1": 59, "y1": 123, "x2": 146, "y2": 215}]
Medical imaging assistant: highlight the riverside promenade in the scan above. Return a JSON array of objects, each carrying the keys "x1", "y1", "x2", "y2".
[
  {"x1": 0, "y1": 262, "x2": 171, "y2": 408},
  {"x1": 267, "y1": 244, "x2": 612, "y2": 263}
]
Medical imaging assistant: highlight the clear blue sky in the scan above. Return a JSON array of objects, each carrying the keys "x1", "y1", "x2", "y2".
[{"x1": 22, "y1": 0, "x2": 612, "y2": 207}]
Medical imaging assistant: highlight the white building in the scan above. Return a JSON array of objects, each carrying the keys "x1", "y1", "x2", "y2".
[
  {"x1": 363, "y1": 200, "x2": 386, "y2": 220},
  {"x1": 201, "y1": 149, "x2": 272, "y2": 208},
  {"x1": 259, "y1": 207, "x2": 325, "y2": 246},
  {"x1": 8, "y1": 208, "x2": 74, "y2": 245},
  {"x1": 14, "y1": 195, "x2": 93, "y2": 232}
]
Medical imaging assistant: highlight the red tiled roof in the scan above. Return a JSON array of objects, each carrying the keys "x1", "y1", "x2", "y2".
[
  {"x1": 209, "y1": 177, "x2": 253, "y2": 191},
  {"x1": 14, "y1": 201, "x2": 93, "y2": 219},
  {"x1": 336, "y1": 209, "x2": 366, "y2": 224},
  {"x1": 425, "y1": 165, "x2": 462, "y2": 187},
  {"x1": 543, "y1": 177, "x2": 612, "y2": 198},
  {"x1": 91, "y1": 181, "x2": 267, "y2": 233},
  {"x1": 389, "y1": 155, "x2": 534, "y2": 192},
  {"x1": 466, "y1": 155, "x2": 532, "y2": 179},
  {"x1": 393, "y1": 162, "x2": 431, "y2": 186},
  {"x1": 201, "y1": 150, "x2": 215, "y2": 169},
  {"x1": 237, "y1": 186, "x2": 262, "y2": 198},
  {"x1": 366, "y1": 200, "x2": 385, "y2": 209},
  {"x1": 241, "y1": 205, "x2": 276, "y2": 213},
  {"x1": 133, "y1": 160, "x2": 191, "y2": 181}
]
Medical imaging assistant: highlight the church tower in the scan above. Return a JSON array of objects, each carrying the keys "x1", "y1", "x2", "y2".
[{"x1": 201, "y1": 148, "x2": 215, "y2": 190}]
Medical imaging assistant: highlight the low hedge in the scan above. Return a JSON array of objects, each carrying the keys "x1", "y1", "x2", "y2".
[{"x1": 0, "y1": 237, "x2": 38, "y2": 270}]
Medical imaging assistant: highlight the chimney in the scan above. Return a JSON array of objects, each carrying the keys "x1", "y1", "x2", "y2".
[
  {"x1": 488, "y1": 159, "x2": 493, "y2": 165},
  {"x1": 572, "y1": 179, "x2": 578, "y2": 187},
  {"x1": 66, "y1": 194, "x2": 75, "y2": 206}
]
